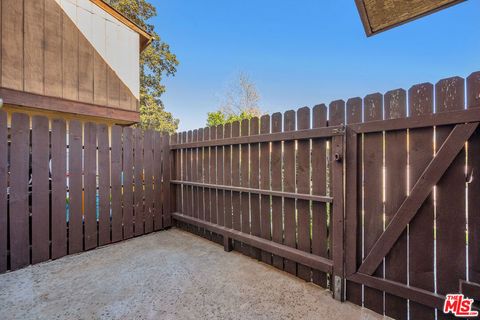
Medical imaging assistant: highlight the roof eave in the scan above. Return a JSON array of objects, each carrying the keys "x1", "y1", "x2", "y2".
[{"x1": 90, "y1": 0, "x2": 154, "y2": 52}]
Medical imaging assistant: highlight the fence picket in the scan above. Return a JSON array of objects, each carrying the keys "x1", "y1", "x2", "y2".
[
  {"x1": 361, "y1": 94, "x2": 384, "y2": 315},
  {"x1": 271, "y1": 112, "x2": 283, "y2": 270},
  {"x1": 144, "y1": 130, "x2": 154, "y2": 233},
  {"x1": 51, "y1": 119, "x2": 67, "y2": 259},
  {"x1": 31, "y1": 116, "x2": 50, "y2": 264},
  {"x1": 408, "y1": 83, "x2": 436, "y2": 320},
  {"x1": 9, "y1": 113, "x2": 30, "y2": 270},
  {"x1": 111, "y1": 126, "x2": 123, "y2": 242},
  {"x1": 186, "y1": 130, "x2": 193, "y2": 229},
  {"x1": 250, "y1": 118, "x2": 261, "y2": 260},
  {"x1": 216, "y1": 125, "x2": 225, "y2": 243},
  {"x1": 154, "y1": 132, "x2": 164, "y2": 231},
  {"x1": 210, "y1": 126, "x2": 219, "y2": 243},
  {"x1": 297, "y1": 107, "x2": 311, "y2": 281},
  {"x1": 224, "y1": 124, "x2": 233, "y2": 232},
  {"x1": 260, "y1": 115, "x2": 272, "y2": 265},
  {"x1": 198, "y1": 129, "x2": 205, "y2": 234},
  {"x1": 435, "y1": 77, "x2": 466, "y2": 320},
  {"x1": 312, "y1": 104, "x2": 328, "y2": 288},
  {"x1": 384, "y1": 89, "x2": 408, "y2": 320},
  {"x1": 134, "y1": 128, "x2": 145, "y2": 236},
  {"x1": 204, "y1": 128, "x2": 211, "y2": 239},
  {"x1": 84, "y1": 122, "x2": 97, "y2": 250},
  {"x1": 98, "y1": 124, "x2": 110, "y2": 246},
  {"x1": 123, "y1": 127, "x2": 134, "y2": 239},
  {"x1": 284, "y1": 110, "x2": 296, "y2": 275},
  {"x1": 191, "y1": 130, "x2": 198, "y2": 233},
  {"x1": 68, "y1": 120, "x2": 83, "y2": 254},
  {"x1": 240, "y1": 119, "x2": 251, "y2": 255},
  {"x1": 231, "y1": 122, "x2": 241, "y2": 250},
  {"x1": 162, "y1": 133, "x2": 172, "y2": 228}
]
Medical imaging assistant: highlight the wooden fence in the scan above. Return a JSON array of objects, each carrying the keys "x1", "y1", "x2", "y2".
[
  {"x1": 2, "y1": 72, "x2": 480, "y2": 320},
  {"x1": 171, "y1": 72, "x2": 480, "y2": 319},
  {"x1": 0, "y1": 111, "x2": 171, "y2": 273}
]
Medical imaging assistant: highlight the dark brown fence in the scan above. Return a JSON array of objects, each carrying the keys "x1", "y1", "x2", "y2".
[
  {"x1": 0, "y1": 111, "x2": 171, "y2": 273},
  {"x1": 170, "y1": 109, "x2": 345, "y2": 298},
  {"x1": 3, "y1": 72, "x2": 480, "y2": 320},
  {"x1": 171, "y1": 71, "x2": 480, "y2": 319}
]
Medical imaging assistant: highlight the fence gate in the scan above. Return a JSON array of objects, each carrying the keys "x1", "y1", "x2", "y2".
[{"x1": 344, "y1": 76, "x2": 480, "y2": 319}]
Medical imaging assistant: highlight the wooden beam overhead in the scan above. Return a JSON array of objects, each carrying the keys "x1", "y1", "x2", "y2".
[{"x1": 354, "y1": 0, "x2": 466, "y2": 36}]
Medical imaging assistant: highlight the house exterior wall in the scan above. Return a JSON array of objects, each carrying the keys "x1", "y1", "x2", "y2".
[{"x1": 0, "y1": 0, "x2": 141, "y2": 123}]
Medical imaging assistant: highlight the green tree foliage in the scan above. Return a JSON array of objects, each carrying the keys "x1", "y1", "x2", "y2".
[
  {"x1": 206, "y1": 73, "x2": 262, "y2": 127},
  {"x1": 108, "y1": 0, "x2": 179, "y2": 133}
]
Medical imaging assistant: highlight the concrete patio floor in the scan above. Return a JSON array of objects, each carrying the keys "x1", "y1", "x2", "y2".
[{"x1": 0, "y1": 228, "x2": 384, "y2": 320}]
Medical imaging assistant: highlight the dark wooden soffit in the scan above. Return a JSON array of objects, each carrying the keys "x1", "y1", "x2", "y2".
[
  {"x1": 0, "y1": 88, "x2": 139, "y2": 124},
  {"x1": 354, "y1": 0, "x2": 466, "y2": 36}
]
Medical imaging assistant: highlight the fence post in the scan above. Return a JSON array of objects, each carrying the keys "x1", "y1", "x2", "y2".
[{"x1": 331, "y1": 132, "x2": 345, "y2": 301}]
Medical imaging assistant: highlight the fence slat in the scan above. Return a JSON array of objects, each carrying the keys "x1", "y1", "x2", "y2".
[
  {"x1": 123, "y1": 127, "x2": 134, "y2": 239},
  {"x1": 197, "y1": 129, "x2": 205, "y2": 234},
  {"x1": 203, "y1": 128, "x2": 212, "y2": 239},
  {"x1": 297, "y1": 107, "x2": 311, "y2": 281},
  {"x1": 173, "y1": 133, "x2": 181, "y2": 220},
  {"x1": 68, "y1": 120, "x2": 83, "y2": 254},
  {"x1": 362, "y1": 94, "x2": 384, "y2": 315},
  {"x1": 216, "y1": 126, "x2": 225, "y2": 238},
  {"x1": 240, "y1": 119, "x2": 251, "y2": 255},
  {"x1": 383, "y1": 89, "x2": 408, "y2": 319},
  {"x1": 143, "y1": 130, "x2": 154, "y2": 233},
  {"x1": 84, "y1": 122, "x2": 97, "y2": 250},
  {"x1": 154, "y1": 132, "x2": 163, "y2": 231},
  {"x1": 162, "y1": 133, "x2": 171, "y2": 228},
  {"x1": 51, "y1": 119, "x2": 67, "y2": 259},
  {"x1": 224, "y1": 124, "x2": 232, "y2": 232},
  {"x1": 98, "y1": 124, "x2": 110, "y2": 246},
  {"x1": 435, "y1": 77, "x2": 466, "y2": 320},
  {"x1": 250, "y1": 118, "x2": 261, "y2": 260},
  {"x1": 210, "y1": 127, "x2": 219, "y2": 243},
  {"x1": 283, "y1": 110, "x2": 296, "y2": 276},
  {"x1": 312, "y1": 104, "x2": 328, "y2": 288},
  {"x1": 9, "y1": 113, "x2": 30, "y2": 270},
  {"x1": 180, "y1": 131, "x2": 187, "y2": 230},
  {"x1": 186, "y1": 131, "x2": 193, "y2": 228},
  {"x1": 31, "y1": 116, "x2": 50, "y2": 264},
  {"x1": 408, "y1": 83, "x2": 435, "y2": 320},
  {"x1": 0, "y1": 111, "x2": 6, "y2": 272},
  {"x1": 191, "y1": 130, "x2": 198, "y2": 233},
  {"x1": 111, "y1": 126, "x2": 122, "y2": 242},
  {"x1": 231, "y1": 123, "x2": 241, "y2": 250},
  {"x1": 467, "y1": 72, "x2": 480, "y2": 285},
  {"x1": 260, "y1": 115, "x2": 272, "y2": 265},
  {"x1": 134, "y1": 128, "x2": 144, "y2": 236},
  {"x1": 271, "y1": 112, "x2": 283, "y2": 270}
]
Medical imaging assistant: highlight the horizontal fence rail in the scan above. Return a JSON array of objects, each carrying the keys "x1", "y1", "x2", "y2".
[
  {"x1": 0, "y1": 112, "x2": 171, "y2": 273},
  {"x1": 170, "y1": 180, "x2": 334, "y2": 203}
]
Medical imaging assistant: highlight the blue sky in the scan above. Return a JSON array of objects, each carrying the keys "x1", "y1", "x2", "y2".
[{"x1": 151, "y1": 0, "x2": 480, "y2": 131}]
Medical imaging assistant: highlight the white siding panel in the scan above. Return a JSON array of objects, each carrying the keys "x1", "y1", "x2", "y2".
[
  {"x1": 57, "y1": 0, "x2": 140, "y2": 99},
  {"x1": 60, "y1": 0, "x2": 77, "y2": 23}
]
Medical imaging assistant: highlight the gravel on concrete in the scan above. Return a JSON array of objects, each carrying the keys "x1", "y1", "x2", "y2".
[{"x1": 0, "y1": 228, "x2": 385, "y2": 320}]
